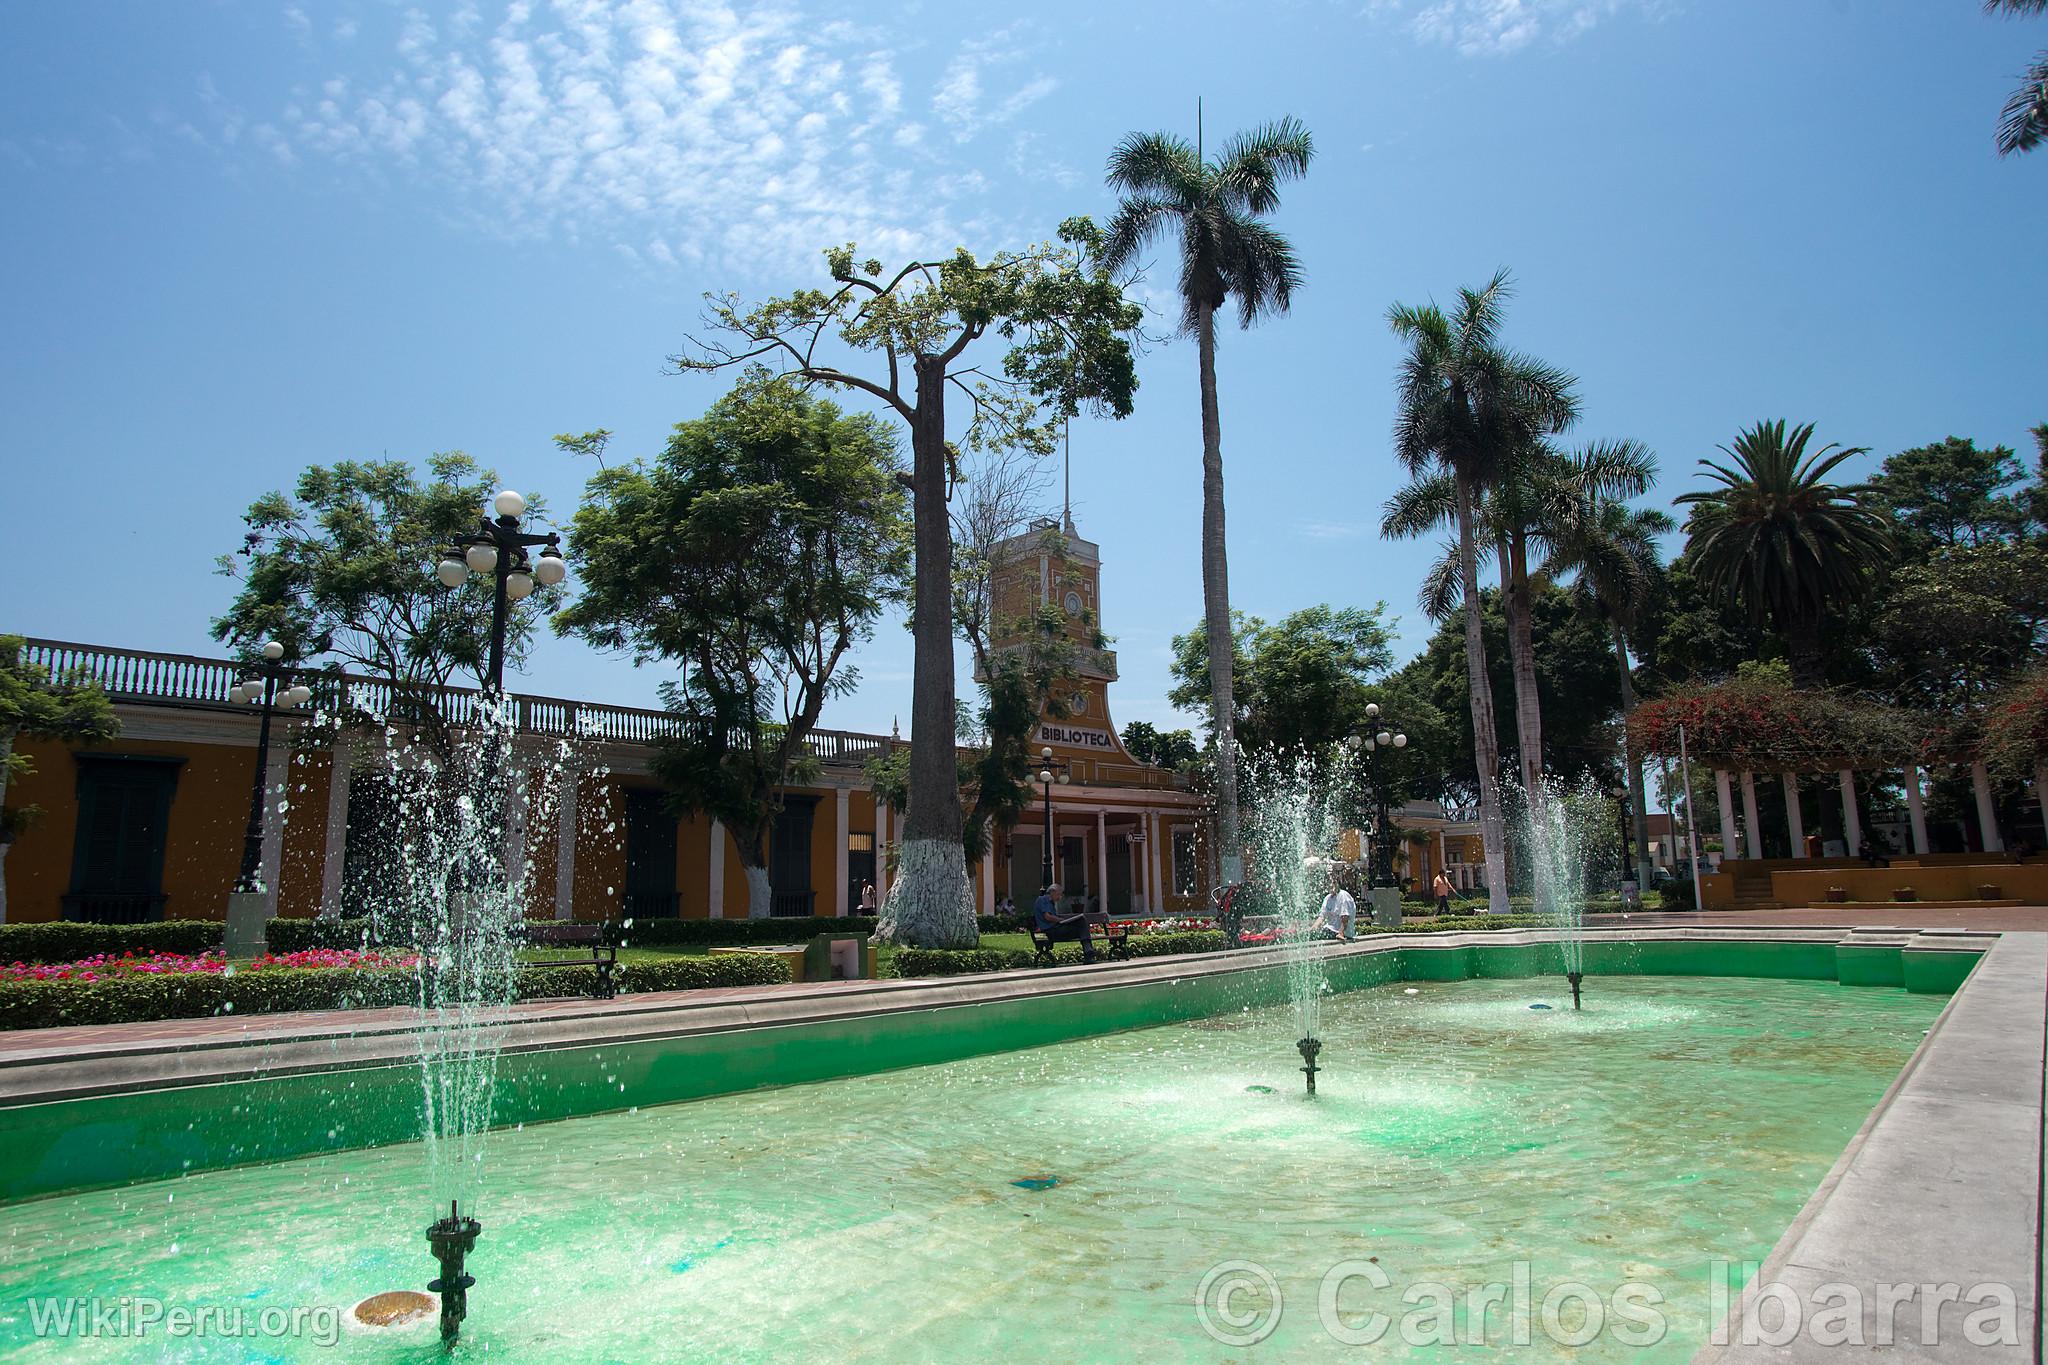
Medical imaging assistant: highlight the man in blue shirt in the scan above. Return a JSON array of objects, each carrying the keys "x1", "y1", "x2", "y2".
[{"x1": 1031, "y1": 882, "x2": 1098, "y2": 963}]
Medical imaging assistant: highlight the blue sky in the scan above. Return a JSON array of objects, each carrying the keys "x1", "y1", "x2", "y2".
[{"x1": 3, "y1": 0, "x2": 2043, "y2": 739}]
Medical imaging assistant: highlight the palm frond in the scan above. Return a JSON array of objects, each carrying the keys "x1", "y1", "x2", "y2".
[
  {"x1": 1997, "y1": 51, "x2": 2048, "y2": 156},
  {"x1": 1215, "y1": 115, "x2": 1314, "y2": 214},
  {"x1": 1381, "y1": 470, "x2": 1458, "y2": 540},
  {"x1": 1105, "y1": 131, "x2": 1203, "y2": 199}
]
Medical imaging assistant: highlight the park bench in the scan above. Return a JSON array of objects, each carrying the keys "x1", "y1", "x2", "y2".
[
  {"x1": 1028, "y1": 911, "x2": 1132, "y2": 964},
  {"x1": 511, "y1": 922, "x2": 617, "y2": 999}
]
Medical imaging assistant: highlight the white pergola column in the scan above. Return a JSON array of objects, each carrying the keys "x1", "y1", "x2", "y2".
[
  {"x1": 1905, "y1": 765, "x2": 1931, "y2": 855},
  {"x1": 1838, "y1": 770, "x2": 1861, "y2": 856},
  {"x1": 1781, "y1": 772, "x2": 1805, "y2": 856},
  {"x1": 1972, "y1": 762, "x2": 2004, "y2": 854},
  {"x1": 834, "y1": 787, "x2": 851, "y2": 916},
  {"x1": 256, "y1": 741, "x2": 290, "y2": 913},
  {"x1": 1740, "y1": 771, "x2": 1764, "y2": 860},
  {"x1": 1715, "y1": 769, "x2": 1738, "y2": 862},
  {"x1": 553, "y1": 768, "x2": 578, "y2": 920},
  {"x1": 1095, "y1": 811, "x2": 1109, "y2": 906},
  {"x1": 317, "y1": 733, "x2": 355, "y2": 919},
  {"x1": 708, "y1": 817, "x2": 727, "y2": 919}
]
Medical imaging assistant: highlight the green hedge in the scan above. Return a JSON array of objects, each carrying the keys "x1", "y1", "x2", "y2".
[
  {"x1": 0, "y1": 952, "x2": 792, "y2": 1031},
  {"x1": 268, "y1": 912, "x2": 1035, "y2": 954},
  {"x1": 1658, "y1": 880, "x2": 1698, "y2": 910},
  {"x1": 0, "y1": 920, "x2": 223, "y2": 964},
  {"x1": 895, "y1": 929, "x2": 1235, "y2": 978},
  {"x1": 265, "y1": 918, "x2": 384, "y2": 953}
]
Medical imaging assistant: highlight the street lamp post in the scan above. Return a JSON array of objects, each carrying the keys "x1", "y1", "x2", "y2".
[
  {"x1": 222, "y1": 640, "x2": 311, "y2": 957},
  {"x1": 1343, "y1": 703, "x2": 1408, "y2": 892},
  {"x1": 435, "y1": 490, "x2": 567, "y2": 699},
  {"x1": 232, "y1": 640, "x2": 312, "y2": 895},
  {"x1": 1037, "y1": 746, "x2": 1072, "y2": 892}
]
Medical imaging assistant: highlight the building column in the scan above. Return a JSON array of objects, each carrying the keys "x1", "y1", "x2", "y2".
[
  {"x1": 502, "y1": 759, "x2": 531, "y2": 908},
  {"x1": 1838, "y1": 770, "x2": 1861, "y2": 856},
  {"x1": 1972, "y1": 762, "x2": 2004, "y2": 854},
  {"x1": 554, "y1": 767, "x2": 578, "y2": 920},
  {"x1": 834, "y1": 787, "x2": 851, "y2": 916},
  {"x1": 258, "y1": 740, "x2": 290, "y2": 914},
  {"x1": 1715, "y1": 769, "x2": 1738, "y2": 862},
  {"x1": 1147, "y1": 811, "x2": 1164, "y2": 910},
  {"x1": 1740, "y1": 771, "x2": 1764, "y2": 860},
  {"x1": 980, "y1": 840, "x2": 995, "y2": 916},
  {"x1": 318, "y1": 733, "x2": 355, "y2": 919},
  {"x1": 1095, "y1": 810, "x2": 1108, "y2": 906},
  {"x1": 877, "y1": 803, "x2": 893, "y2": 902},
  {"x1": 709, "y1": 818, "x2": 727, "y2": 919},
  {"x1": 1905, "y1": 765, "x2": 1931, "y2": 855},
  {"x1": 1781, "y1": 772, "x2": 1805, "y2": 856}
]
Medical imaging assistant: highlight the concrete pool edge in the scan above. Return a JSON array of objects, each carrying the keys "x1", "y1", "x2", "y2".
[
  {"x1": 0, "y1": 926, "x2": 1993, "y2": 1206},
  {"x1": 1694, "y1": 931, "x2": 2045, "y2": 1363}
]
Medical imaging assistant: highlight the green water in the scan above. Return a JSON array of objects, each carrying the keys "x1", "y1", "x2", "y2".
[{"x1": 0, "y1": 976, "x2": 1943, "y2": 1361}]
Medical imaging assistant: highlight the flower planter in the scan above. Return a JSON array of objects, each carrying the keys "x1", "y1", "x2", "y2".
[
  {"x1": 1825, "y1": 887, "x2": 1848, "y2": 903},
  {"x1": 1976, "y1": 885, "x2": 2002, "y2": 900},
  {"x1": 1891, "y1": 889, "x2": 1917, "y2": 903}
]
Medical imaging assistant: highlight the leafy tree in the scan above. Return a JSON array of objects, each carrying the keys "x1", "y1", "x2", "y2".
[
  {"x1": 672, "y1": 227, "x2": 1141, "y2": 947},
  {"x1": 1122, "y1": 721, "x2": 1199, "y2": 771},
  {"x1": 0, "y1": 636, "x2": 120, "y2": 923},
  {"x1": 1987, "y1": 0, "x2": 2048, "y2": 155},
  {"x1": 1676, "y1": 420, "x2": 1892, "y2": 690},
  {"x1": 214, "y1": 454, "x2": 560, "y2": 752},
  {"x1": 1863, "y1": 435, "x2": 2034, "y2": 550},
  {"x1": 1633, "y1": 556, "x2": 1770, "y2": 691},
  {"x1": 1101, "y1": 114, "x2": 1315, "y2": 887},
  {"x1": 555, "y1": 376, "x2": 911, "y2": 918},
  {"x1": 1870, "y1": 541, "x2": 2048, "y2": 708},
  {"x1": 1168, "y1": 604, "x2": 1393, "y2": 763},
  {"x1": 1384, "y1": 270, "x2": 1578, "y2": 912}
]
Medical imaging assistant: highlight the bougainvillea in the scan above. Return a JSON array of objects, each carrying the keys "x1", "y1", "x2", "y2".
[
  {"x1": 1, "y1": 946, "x2": 419, "y2": 983},
  {"x1": 1627, "y1": 671, "x2": 1918, "y2": 772},
  {"x1": 1978, "y1": 664, "x2": 2048, "y2": 783}
]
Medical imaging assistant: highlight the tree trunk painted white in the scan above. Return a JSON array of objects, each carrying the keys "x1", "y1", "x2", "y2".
[
  {"x1": 1782, "y1": 772, "x2": 1805, "y2": 856},
  {"x1": 1194, "y1": 300, "x2": 1244, "y2": 884},
  {"x1": 980, "y1": 839, "x2": 995, "y2": 917},
  {"x1": 1838, "y1": 771, "x2": 1861, "y2": 855},
  {"x1": 1741, "y1": 771, "x2": 1764, "y2": 861},
  {"x1": 1971, "y1": 762, "x2": 2004, "y2": 854},
  {"x1": 743, "y1": 864, "x2": 772, "y2": 920},
  {"x1": 1715, "y1": 769, "x2": 1738, "y2": 863},
  {"x1": 1905, "y1": 766, "x2": 1931, "y2": 855},
  {"x1": 709, "y1": 818, "x2": 727, "y2": 919},
  {"x1": 1453, "y1": 476, "x2": 1511, "y2": 914},
  {"x1": 876, "y1": 836, "x2": 976, "y2": 948}
]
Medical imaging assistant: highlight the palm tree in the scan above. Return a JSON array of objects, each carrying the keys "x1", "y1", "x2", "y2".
[
  {"x1": 1544, "y1": 470, "x2": 1674, "y2": 890},
  {"x1": 1988, "y1": 0, "x2": 2048, "y2": 155},
  {"x1": 1676, "y1": 420, "x2": 1892, "y2": 690},
  {"x1": 1102, "y1": 115, "x2": 1314, "y2": 884},
  {"x1": 1386, "y1": 271, "x2": 1577, "y2": 913}
]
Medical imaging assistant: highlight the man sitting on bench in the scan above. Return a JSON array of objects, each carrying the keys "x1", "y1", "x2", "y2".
[{"x1": 1032, "y1": 882, "x2": 1098, "y2": 964}]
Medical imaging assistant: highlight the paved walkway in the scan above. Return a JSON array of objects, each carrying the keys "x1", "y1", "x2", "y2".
[{"x1": 1589, "y1": 905, "x2": 2048, "y2": 932}]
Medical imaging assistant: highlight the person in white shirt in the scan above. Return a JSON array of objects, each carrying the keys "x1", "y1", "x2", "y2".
[{"x1": 1315, "y1": 874, "x2": 1356, "y2": 942}]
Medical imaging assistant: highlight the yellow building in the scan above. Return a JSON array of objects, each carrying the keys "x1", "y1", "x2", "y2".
[{"x1": 3, "y1": 527, "x2": 1211, "y2": 925}]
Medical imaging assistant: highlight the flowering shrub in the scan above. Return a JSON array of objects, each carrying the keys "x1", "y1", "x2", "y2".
[{"x1": 2, "y1": 947, "x2": 419, "y2": 984}]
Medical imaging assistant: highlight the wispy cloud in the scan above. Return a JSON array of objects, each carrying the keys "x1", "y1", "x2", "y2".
[
  {"x1": 177, "y1": 1, "x2": 1063, "y2": 275},
  {"x1": 1367, "y1": 0, "x2": 1673, "y2": 57},
  {"x1": 1298, "y1": 519, "x2": 1368, "y2": 541}
]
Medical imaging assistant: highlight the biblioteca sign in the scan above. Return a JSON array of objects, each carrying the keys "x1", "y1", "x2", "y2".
[{"x1": 1039, "y1": 723, "x2": 1119, "y2": 751}]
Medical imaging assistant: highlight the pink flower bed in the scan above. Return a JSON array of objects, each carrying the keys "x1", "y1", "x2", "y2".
[{"x1": 3, "y1": 947, "x2": 418, "y2": 983}]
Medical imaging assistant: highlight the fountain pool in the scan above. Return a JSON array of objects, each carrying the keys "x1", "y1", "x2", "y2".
[{"x1": 0, "y1": 973, "x2": 1946, "y2": 1361}]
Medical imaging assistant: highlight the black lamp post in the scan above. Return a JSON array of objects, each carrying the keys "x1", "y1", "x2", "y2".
[
  {"x1": 1036, "y1": 746, "x2": 1072, "y2": 892},
  {"x1": 231, "y1": 641, "x2": 311, "y2": 894},
  {"x1": 435, "y1": 490, "x2": 567, "y2": 699},
  {"x1": 1343, "y1": 703, "x2": 1408, "y2": 891}
]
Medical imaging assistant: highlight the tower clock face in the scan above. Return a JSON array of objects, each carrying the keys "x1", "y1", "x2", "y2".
[{"x1": 1063, "y1": 589, "x2": 1083, "y2": 617}]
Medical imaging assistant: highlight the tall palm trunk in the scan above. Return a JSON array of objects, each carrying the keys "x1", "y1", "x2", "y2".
[
  {"x1": 1782, "y1": 612, "x2": 1826, "y2": 691},
  {"x1": 1456, "y1": 478, "x2": 1511, "y2": 914},
  {"x1": 1504, "y1": 530, "x2": 1545, "y2": 801},
  {"x1": 876, "y1": 355, "x2": 976, "y2": 947},
  {"x1": 1612, "y1": 623, "x2": 1653, "y2": 888},
  {"x1": 1195, "y1": 301, "x2": 1244, "y2": 883}
]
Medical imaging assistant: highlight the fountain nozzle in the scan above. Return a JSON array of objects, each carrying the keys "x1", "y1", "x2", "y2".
[
  {"x1": 1567, "y1": 971, "x2": 1584, "y2": 1011},
  {"x1": 1296, "y1": 1036, "x2": 1322, "y2": 1096},
  {"x1": 426, "y1": 1198, "x2": 482, "y2": 1344}
]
